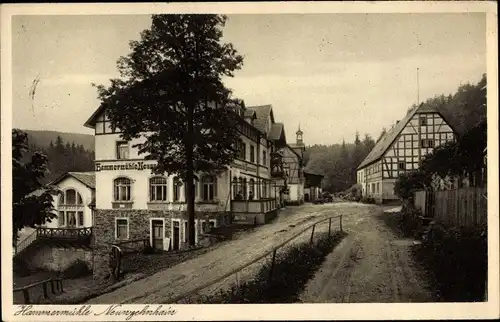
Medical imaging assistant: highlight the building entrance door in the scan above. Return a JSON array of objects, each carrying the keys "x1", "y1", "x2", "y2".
[
  {"x1": 151, "y1": 220, "x2": 164, "y2": 250},
  {"x1": 172, "y1": 221, "x2": 180, "y2": 251}
]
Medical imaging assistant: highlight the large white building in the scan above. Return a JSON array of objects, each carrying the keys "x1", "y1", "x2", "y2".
[
  {"x1": 357, "y1": 104, "x2": 457, "y2": 203},
  {"x1": 84, "y1": 101, "x2": 300, "y2": 279}
]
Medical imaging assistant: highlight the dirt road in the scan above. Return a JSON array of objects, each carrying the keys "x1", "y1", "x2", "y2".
[
  {"x1": 300, "y1": 205, "x2": 435, "y2": 303},
  {"x1": 87, "y1": 202, "x2": 372, "y2": 304}
]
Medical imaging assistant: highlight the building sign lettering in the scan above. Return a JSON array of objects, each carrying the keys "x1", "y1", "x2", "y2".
[{"x1": 95, "y1": 161, "x2": 156, "y2": 172}]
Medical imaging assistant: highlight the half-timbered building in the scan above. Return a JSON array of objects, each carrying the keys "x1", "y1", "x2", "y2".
[{"x1": 357, "y1": 103, "x2": 457, "y2": 202}]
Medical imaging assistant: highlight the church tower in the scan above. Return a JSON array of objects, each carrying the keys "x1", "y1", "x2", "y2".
[{"x1": 296, "y1": 124, "x2": 304, "y2": 146}]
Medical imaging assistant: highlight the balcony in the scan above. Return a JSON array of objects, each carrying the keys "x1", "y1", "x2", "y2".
[{"x1": 270, "y1": 152, "x2": 285, "y2": 178}]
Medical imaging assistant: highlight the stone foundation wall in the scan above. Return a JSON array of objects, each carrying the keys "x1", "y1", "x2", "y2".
[
  {"x1": 93, "y1": 208, "x2": 230, "y2": 280},
  {"x1": 20, "y1": 244, "x2": 92, "y2": 273}
]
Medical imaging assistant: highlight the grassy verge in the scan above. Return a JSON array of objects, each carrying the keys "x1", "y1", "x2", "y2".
[{"x1": 188, "y1": 231, "x2": 347, "y2": 303}]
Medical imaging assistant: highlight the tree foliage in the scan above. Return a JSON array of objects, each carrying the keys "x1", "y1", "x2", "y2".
[
  {"x1": 94, "y1": 14, "x2": 243, "y2": 178},
  {"x1": 12, "y1": 129, "x2": 58, "y2": 245},
  {"x1": 94, "y1": 14, "x2": 244, "y2": 246},
  {"x1": 304, "y1": 133, "x2": 376, "y2": 192}
]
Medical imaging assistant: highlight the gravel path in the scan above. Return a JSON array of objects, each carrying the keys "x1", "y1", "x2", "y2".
[
  {"x1": 299, "y1": 205, "x2": 435, "y2": 303},
  {"x1": 87, "y1": 202, "x2": 370, "y2": 304}
]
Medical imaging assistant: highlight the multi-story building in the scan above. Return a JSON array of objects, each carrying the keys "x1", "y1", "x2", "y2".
[
  {"x1": 280, "y1": 126, "x2": 306, "y2": 205},
  {"x1": 14, "y1": 172, "x2": 95, "y2": 273},
  {"x1": 84, "y1": 101, "x2": 289, "y2": 279},
  {"x1": 357, "y1": 103, "x2": 457, "y2": 203}
]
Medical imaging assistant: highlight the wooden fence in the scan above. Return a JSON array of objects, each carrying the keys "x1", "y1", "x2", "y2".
[{"x1": 414, "y1": 188, "x2": 487, "y2": 227}]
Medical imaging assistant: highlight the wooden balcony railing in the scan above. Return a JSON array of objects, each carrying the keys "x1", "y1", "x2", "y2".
[{"x1": 36, "y1": 227, "x2": 92, "y2": 239}]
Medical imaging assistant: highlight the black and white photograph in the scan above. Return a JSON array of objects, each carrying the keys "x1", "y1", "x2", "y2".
[{"x1": 1, "y1": 2, "x2": 498, "y2": 321}]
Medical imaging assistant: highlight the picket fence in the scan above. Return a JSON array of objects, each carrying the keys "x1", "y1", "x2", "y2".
[{"x1": 414, "y1": 188, "x2": 487, "y2": 227}]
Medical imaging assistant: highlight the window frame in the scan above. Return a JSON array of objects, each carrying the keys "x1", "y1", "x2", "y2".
[
  {"x1": 202, "y1": 175, "x2": 216, "y2": 201},
  {"x1": 115, "y1": 217, "x2": 129, "y2": 240},
  {"x1": 149, "y1": 176, "x2": 168, "y2": 202},
  {"x1": 420, "y1": 116, "x2": 427, "y2": 126},
  {"x1": 250, "y1": 145, "x2": 255, "y2": 163},
  {"x1": 116, "y1": 141, "x2": 130, "y2": 160},
  {"x1": 114, "y1": 177, "x2": 132, "y2": 202}
]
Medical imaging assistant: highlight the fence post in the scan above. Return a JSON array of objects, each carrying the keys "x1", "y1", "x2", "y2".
[
  {"x1": 328, "y1": 218, "x2": 332, "y2": 237},
  {"x1": 42, "y1": 282, "x2": 48, "y2": 299},
  {"x1": 51, "y1": 280, "x2": 56, "y2": 294},
  {"x1": 59, "y1": 280, "x2": 64, "y2": 293},
  {"x1": 310, "y1": 225, "x2": 316, "y2": 245},
  {"x1": 340, "y1": 215, "x2": 343, "y2": 232},
  {"x1": 269, "y1": 249, "x2": 277, "y2": 283},
  {"x1": 23, "y1": 289, "x2": 30, "y2": 304}
]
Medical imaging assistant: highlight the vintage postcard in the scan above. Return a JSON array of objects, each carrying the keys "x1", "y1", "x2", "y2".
[{"x1": 1, "y1": 1, "x2": 499, "y2": 321}]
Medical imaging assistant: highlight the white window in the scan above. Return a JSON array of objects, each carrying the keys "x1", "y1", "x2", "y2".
[
  {"x1": 150, "y1": 176, "x2": 168, "y2": 202},
  {"x1": 173, "y1": 177, "x2": 183, "y2": 201},
  {"x1": 202, "y1": 175, "x2": 216, "y2": 201},
  {"x1": 58, "y1": 211, "x2": 65, "y2": 226},
  {"x1": 114, "y1": 177, "x2": 131, "y2": 201},
  {"x1": 60, "y1": 189, "x2": 83, "y2": 205},
  {"x1": 115, "y1": 218, "x2": 129, "y2": 239},
  {"x1": 77, "y1": 211, "x2": 84, "y2": 226},
  {"x1": 116, "y1": 141, "x2": 129, "y2": 159},
  {"x1": 66, "y1": 211, "x2": 77, "y2": 227}
]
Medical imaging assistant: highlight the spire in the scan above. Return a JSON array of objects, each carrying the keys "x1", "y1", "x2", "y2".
[{"x1": 296, "y1": 123, "x2": 303, "y2": 145}]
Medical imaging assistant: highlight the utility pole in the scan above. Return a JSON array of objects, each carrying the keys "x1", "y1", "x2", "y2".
[{"x1": 417, "y1": 67, "x2": 420, "y2": 105}]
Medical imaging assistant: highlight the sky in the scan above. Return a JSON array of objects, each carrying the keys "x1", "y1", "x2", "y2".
[{"x1": 12, "y1": 13, "x2": 486, "y2": 145}]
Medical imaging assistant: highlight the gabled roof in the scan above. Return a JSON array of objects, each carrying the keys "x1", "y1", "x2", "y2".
[
  {"x1": 84, "y1": 105, "x2": 105, "y2": 129},
  {"x1": 269, "y1": 123, "x2": 285, "y2": 141},
  {"x1": 50, "y1": 171, "x2": 96, "y2": 189},
  {"x1": 247, "y1": 105, "x2": 274, "y2": 135},
  {"x1": 357, "y1": 103, "x2": 454, "y2": 170}
]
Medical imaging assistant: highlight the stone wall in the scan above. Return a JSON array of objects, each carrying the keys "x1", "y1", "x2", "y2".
[
  {"x1": 93, "y1": 208, "x2": 230, "y2": 280},
  {"x1": 20, "y1": 244, "x2": 92, "y2": 273}
]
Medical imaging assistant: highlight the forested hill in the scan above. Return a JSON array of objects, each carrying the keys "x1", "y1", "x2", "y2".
[
  {"x1": 20, "y1": 132, "x2": 95, "y2": 185},
  {"x1": 23, "y1": 130, "x2": 94, "y2": 151},
  {"x1": 304, "y1": 133, "x2": 376, "y2": 193}
]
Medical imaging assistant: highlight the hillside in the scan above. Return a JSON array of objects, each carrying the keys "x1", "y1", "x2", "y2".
[{"x1": 22, "y1": 130, "x2": 94, "y2": 151}]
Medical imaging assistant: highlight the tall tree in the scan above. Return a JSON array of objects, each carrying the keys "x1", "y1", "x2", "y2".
[
  {"x1": 363, "y1": 134, "x2": 376, "y2": 153},
  {"x1": 12, "y1": 129, "x2": 58, "y2": 245},
  {"x1": 94, "y1": 15, "x2": 244, "y2": 246},
  {"x1": 55, "y1": 135, "x2": 64, "y2": 152}
]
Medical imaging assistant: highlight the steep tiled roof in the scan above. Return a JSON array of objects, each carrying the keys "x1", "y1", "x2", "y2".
[
  {"x1": 244, "y1": 109, "x2": 256, "y2": 118},
  {"x1": 247, "y1": 105, "x2": 273, "y2": 134},
  {"x1": 51, "y1": 171, "x2": 96, "y2": 189},
  {"x1": 269, "y1": 123, "x2": 284, "y2": 141},
  {"x1": 357, "y1": 103, "x2": 450, "y2": 170}
]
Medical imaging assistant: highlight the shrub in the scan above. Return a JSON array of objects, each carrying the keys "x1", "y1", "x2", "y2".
[
  {"x1": 63, "y1": 260, "x2": 91, "y2": 279},
  {"x1": 399, "y1": 205, "x2": 424, "y2": 238},
  {"x1": 360, "y1": 196, "x2": 376, "y2": 204},
  {"x1": 417, "y1": 223, "x2": 487, "y2": 301}
]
